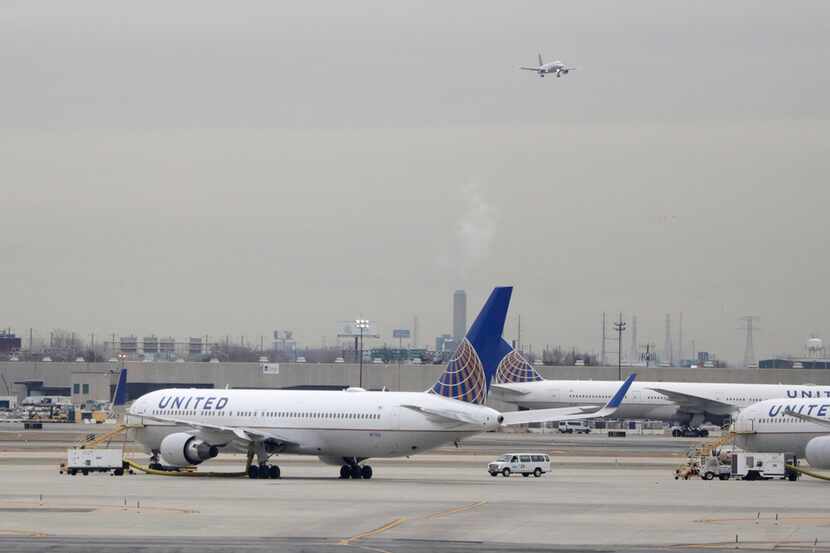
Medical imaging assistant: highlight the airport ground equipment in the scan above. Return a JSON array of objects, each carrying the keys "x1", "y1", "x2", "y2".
[
  {"x1": 671, "y1": 425, "x2": 709, "y2": 438},
  {"x1": 674, "y1": 424, "x2": 734, "y2": 479},
  {"x1": 61, "y1": 448, "x2": 127, "y2": 476},
  {"x1": 700, "y1": 455, "x2": 732, "y2": 480},
  {"x1": 730, "y1": 452, "x2": 798, "y2": 481}
]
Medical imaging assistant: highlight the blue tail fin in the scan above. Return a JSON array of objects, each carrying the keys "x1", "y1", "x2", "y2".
[
  {"x1": 112, "y1": 367, "x2": 128, "y2": 406},
  {"x1": 494, "y1": 346, "x2": 544, "y2": 384},
  {"x1": 428, "y1": 286, "x2": 513, "y2": 404}
]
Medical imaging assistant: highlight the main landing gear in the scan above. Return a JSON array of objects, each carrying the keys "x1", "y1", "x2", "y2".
[
  {"x1": 247, "y1": 442, "x2": 281, "y2": 479},
  {"x1": 339, "y1": 462, "x2": 373, "y2": 480},
  {"x1": 248, "y1": 463, "x2": 280, "y2": 479}
]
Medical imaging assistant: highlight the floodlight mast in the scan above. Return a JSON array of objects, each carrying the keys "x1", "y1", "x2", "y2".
[{"x1": 354, "y1": 319, "x2": 370, "y2": 388}]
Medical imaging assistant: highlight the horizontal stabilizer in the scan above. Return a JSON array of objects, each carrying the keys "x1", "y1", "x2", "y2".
[
  {"x1": 402, "y1": 404, "x2": 481, "y2": 425},
  {"x1": 489, "y1": 384, "x2": 530, "y2": 396},
  {"x1": 500, "y1": 374, "x2": 636, "y2": 426}
]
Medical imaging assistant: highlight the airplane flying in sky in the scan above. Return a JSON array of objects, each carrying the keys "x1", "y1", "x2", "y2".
[
  {"x1": 734, "y1": 398, "x2": 830, "y2": 469},
  {"x1": 520, "y1": 53, "x2": 576, "y2": 78},
  {"x1": 490, "y1": 353, "x2": 830, "y2": 432},
  {"x1": 124, "y1": 287, "x2": 635, "y2": 480}
]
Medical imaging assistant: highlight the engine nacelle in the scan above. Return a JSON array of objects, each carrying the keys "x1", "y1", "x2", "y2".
[
  {"x1": 805, "y1": 436, "x2": 830, "y2": 469},
  {"x1": 159, "y1": 432, "x2": 218, "y2": 466}
]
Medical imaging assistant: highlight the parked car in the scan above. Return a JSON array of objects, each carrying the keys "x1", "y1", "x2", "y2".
[
  {"x1": 488, "y1": 453, "x2": 550, "y2": 478},
  {"x1": 558, "y1": 421, "x2": 591, "y2": 434}
]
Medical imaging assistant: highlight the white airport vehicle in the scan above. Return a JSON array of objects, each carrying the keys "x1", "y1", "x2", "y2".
[
  {"x1": 62, "y1": 448, "x2": 126, "y2": 476},
  {"x1": 295, "y1": 357, "x2": 307, "y2": 363},
  {"x1": 520, "y1": 53, "x2": 576, "y2": 78},
  {"x1": 491, "y1": 356, "x2": 830, "y2": 434},
  {"x1": 730, "y1": 451, "x2": 791, "y2": 481},
  {"x1": 126, "y1": 287, "x2": 636, "y2": 480},
  {"x1": 334, "y1": 357, "x2": 345, "y2": 364},
  {"x1": 734, "y1": 398, "x2": 830, "y2": 469},
  {"x1": 488, "y1": 453, "x2": 550, "y2": 477},
  {"x1": 700, "y1": 455, "x2": 732, "y2": 481},
  {"x1": 558, "y1": 420, "x2": 590, "y2": 434}
]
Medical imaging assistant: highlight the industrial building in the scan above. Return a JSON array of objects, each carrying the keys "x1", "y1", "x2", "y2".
[{"x1": 0, "y1": 330, "x2": 22, "y2": 354}]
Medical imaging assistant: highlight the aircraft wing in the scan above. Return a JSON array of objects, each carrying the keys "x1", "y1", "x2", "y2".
[
  {"x1": 501, "y1": 374, "x2": 636, "y2": 426},
  {"x1": 139, "y1": 414, "x2": 297, "y2": 448},
  {"x1": 784, "y1": 409, "x2": 830, "y2": 429},
  {"x1": 520, "y1": 66, "x2": 541, "y2": 71},
  {"x1": 401, "y1": 405, "x2": 482, "y2": 426},
  {"x1": 646, "y1": 387, "x2": 736, "y2": 415}
]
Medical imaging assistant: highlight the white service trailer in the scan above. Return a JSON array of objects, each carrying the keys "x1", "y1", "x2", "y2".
[
  {"x1": 730, "y1": 452, "x2": 798, "y2": 481},
  {"x1": 62, "y1": 448, "x2": 126, "y2": 476}
]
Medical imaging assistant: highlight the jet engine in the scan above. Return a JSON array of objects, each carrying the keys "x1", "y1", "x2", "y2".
[
  {"x1": 159, "y1": 432, "x2": 219, "y2": 466},
  {"x1": 805, "y1": 436, "x2": 830, "y2": 469}
]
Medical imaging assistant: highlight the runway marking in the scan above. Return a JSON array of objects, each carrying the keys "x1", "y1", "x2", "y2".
[
  {"x1": 0, "y1": 500, "x2": 196, "y2": 515},
  {"x1": 695, "y1": 515, "x2": 830, "y2": 525},
  {"x1": 339, "y1": 517, "x2": 406, "y2": 545},
  {"x1": 673, "y1": 540, "x2": 830, "y2": 551},
  {"x1": 338, "y1": 500, "x2": 484, "y2": 548},
  {"x1": 0, "y1": 529, "x2": 49, "y2": 538},
  {"x1": 424, "y1": 500, "x2": 487, "y2": 519}
]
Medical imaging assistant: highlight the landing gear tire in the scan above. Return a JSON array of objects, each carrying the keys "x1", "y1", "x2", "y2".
[
  {"x1": 534, "y1": 468, "x2": 543, "y2": 478},
  {"x1": 350, "y1": 465, "x2": 362, "y2": 479},
  {"x1": 340, "y1": 465, "x2": 350, "y2": 479},
  {"x1": 268, "y1": 465, "x2": 281, "y2": 479},
  {"x1": 248, "y1": 465, "x2": 260, "y2": 479},
  {"x1": 361, "y1": 465, "x2": 373, "y2": 480},
  {"x1": 502, "y1": 468, "x2": 511, "y2": 477}
]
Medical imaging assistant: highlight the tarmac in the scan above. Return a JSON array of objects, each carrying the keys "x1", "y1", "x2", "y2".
[{"x1": 1, "y1": 429, "x2": 829, "y2": 553}]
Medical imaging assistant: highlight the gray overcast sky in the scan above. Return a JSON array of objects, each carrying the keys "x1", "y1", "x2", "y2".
[{"x1": 2, "y1": 1, "x2": 829, "y2": 363}]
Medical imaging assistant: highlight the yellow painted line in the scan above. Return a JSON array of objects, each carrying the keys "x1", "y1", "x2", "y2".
[
  {"x1": 0, "y1": 529, "x2": 49, "y2": 538},
  {"x1": 424, "y1": 500, "x2": 487, "y2": 520},
  {"x1": 339, "y1": 517, "x2": 406, "y2": 545}
]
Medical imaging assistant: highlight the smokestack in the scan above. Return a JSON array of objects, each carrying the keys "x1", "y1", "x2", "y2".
[{"x1": 452, "y1": 290, "x2": 467, "y2": 344}]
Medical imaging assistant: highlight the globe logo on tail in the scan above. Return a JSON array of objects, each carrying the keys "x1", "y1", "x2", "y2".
[
  {"x1": 429, "y1": 338, "x2": 487, "y2": 405},
  {"x1": 494, "y1": 349, "x2": 543, "y2": 384}
]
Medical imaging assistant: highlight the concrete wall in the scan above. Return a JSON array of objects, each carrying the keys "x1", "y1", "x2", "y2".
[{"x1": 3, "y1": 361, "x2": 830, "y2": 405}]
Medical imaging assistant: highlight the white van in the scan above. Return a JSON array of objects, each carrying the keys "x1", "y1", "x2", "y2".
[
  {"x1": 558, "y1": 421, "x2": 591, "y2": 434},
  {"x1": 488, "y1": 453, "x2": 550, "y2": 478}
]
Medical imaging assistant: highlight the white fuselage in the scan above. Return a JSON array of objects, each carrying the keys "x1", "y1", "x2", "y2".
[
  {"x1": 734, "y1": 399, "x2": 830, "y2": 457},
  {"x1": 127, "y1": 388, "x2": 501, "y2": 463},
  {"x1": 493, "y1": 380, "x2": 830, "y2": 424}
]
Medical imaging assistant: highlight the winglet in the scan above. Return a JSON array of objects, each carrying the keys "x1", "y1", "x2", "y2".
[{"x1": 607, "y1": 373, "x2": 636, "y2": 409}]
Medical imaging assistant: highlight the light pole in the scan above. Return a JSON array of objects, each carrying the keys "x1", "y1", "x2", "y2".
[
  {"x1": 613, "y1": 313, "x2": 627, "y2": 381},
  {"x1": 355, "y1": 320, "x2": 369, "y2": 388}
]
